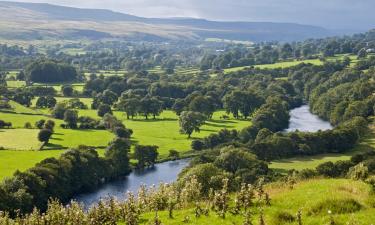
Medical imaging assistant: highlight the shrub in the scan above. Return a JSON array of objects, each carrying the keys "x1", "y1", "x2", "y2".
[
  {"x1": 24, "y1": 122, "x2": 32, "y2": 129},
  {"x1": 297, "y1": 169, "x2": 318, "y2": 180},
  {"x1": 347, "y1": 163, "x2": 369, "y2": 180},
  {"x1": 272, "y1": 211, "x2": 295, "y2": 224},
  {"x1": 191, "y1": 140, "x2": 205, "y2": 151},
  {"x1": 98, "y1": 104, "x2": 112, "y2": 117},
  {"x1": 308, "y1": 199, "x2": 362, "y2": 215},
  {"x1": 114, "y1": 127, "x2": 132, "y2": 138},
  {"x1": 169, "y1": 149, "x2": 180, "y2": 160}
]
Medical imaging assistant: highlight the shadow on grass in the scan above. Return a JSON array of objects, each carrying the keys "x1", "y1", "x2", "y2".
[
  {"x1": 43, "y1": 143, "x2": 68, "y2": 150},
  {"x1": 204, "y1": 122, "x2": 234, "y2": 129},
  {"x1": 126, "y1": 118, "x2": 178, "y2": 122},
  {"x1": 272, "y1": 142, "x2": 375, "y2": 164},
  {"x1": 209, "y1": 119, "x2": 238, "y2": 124}
]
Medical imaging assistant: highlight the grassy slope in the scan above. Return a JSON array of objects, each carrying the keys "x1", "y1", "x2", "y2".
[{"x1": 137, "y1": 179, "x2": 375, "y2": 224}]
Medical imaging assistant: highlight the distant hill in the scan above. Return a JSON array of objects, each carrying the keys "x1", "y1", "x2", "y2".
[{"x1": 0, "y1": 1, "x2": 333, "y2": 42}]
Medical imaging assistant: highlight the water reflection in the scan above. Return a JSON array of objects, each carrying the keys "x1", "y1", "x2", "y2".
[
  {"x1": 73, "y1": 159, "x2": 190, "y2": 207},
  {"x1": 285, "y1": 105, "x2": 332, "y2": 132}
]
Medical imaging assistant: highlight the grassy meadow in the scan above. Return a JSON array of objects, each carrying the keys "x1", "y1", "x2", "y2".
[
  {"x1": 0, "y1": 99, "x2": 250, "y2": 180},
  {"x1": 223, "y1": 54, "x2": 360, "y2": 74},
  {"x1": 136, "y1": 179, "x2": 375, "y2": 224}
]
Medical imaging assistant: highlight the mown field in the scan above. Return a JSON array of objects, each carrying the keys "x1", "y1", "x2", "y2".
[{"x1": 136, "y1": 179, "x2": 375, "y2": 224}]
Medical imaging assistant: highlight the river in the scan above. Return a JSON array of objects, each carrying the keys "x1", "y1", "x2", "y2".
[
  {"x1": 74, "y1": 105, "x2": 331, "y2": 207},
  {"x1": 285, "y1": 105, "x2": 332, "y2": 132},
  {"x1": 73, "y1": 159, "x2": 190, "y2": 207}
]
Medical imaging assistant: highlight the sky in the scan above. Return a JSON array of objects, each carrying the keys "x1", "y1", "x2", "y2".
[{"x1": 6, "y1": 0, "x2": 375, "y2": 30}]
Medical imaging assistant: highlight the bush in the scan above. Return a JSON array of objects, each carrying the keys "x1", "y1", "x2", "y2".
[
  {"x1": 297, "y1": 169, "x2": 318, "y2": 180},
  {"x1": 347, "y1": 163, "x2": 369, "y2": 180},
  {"x1": 24, "y1": 122, "x2": 32, "y2": 129},
  {"x1": 191, "y1": 140, "x2": 205, "y2": 151},
  {"x1": 316, "y1": 162, "x2": 338, "y2": 177},
  {"x1": 169, "y1": 149, "x2": 180, "y2": 160},
  {"x1": 272, "y1": 211, "x2": 295, "y2": 224},
  {"x1": 308, "y1": 199, "x2": 362, "y2": 215},
  {"x1": 114, "y1": 127, "x2": 132, "y2": 138},
  {"x1": 98, "y1": 104, "x2": 112, "y2": 117}
]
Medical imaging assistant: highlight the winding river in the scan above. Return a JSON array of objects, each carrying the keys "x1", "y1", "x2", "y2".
[{"x1": 74, "y1": 105, "x2": 332, "y2": 208}]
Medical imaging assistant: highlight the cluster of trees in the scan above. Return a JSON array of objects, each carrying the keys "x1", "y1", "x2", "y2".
[
  {"x1": 293, "y1": 150, "x2": 375, "y2": 182},
  {"x1": 287, "y1": 60, "x2": 375, "y2": 125},
  {"x1": 179, "y1": 146, "x2": 269, "y2": 193},
  {"x1": 25, "y1": 60, "x2": 78, "y2": 83},
  {"x1": 133, "y1": 145, "x2": 159, "y2": 168},
  {"x1": 200, "y1": 30, "x2": 375, "y2": 71},
  {"x1": 0, "y1": 136, "x2": 133, "y2": 214},
  {"x1": 117, "y1": 94, "x2": 163, "y2": 119},
  {"x1": 36, "y1": 120, "x2": 55, "y2": 149},
  {"x1": 252, "y1": 97, "x2": 291, "y2": 132},
  {"x1": 222, "y1": 90, "x2": 263, "y2": 119},
  {"x1": 35, "y1": 96, "x2": 56, "y2": 108}
]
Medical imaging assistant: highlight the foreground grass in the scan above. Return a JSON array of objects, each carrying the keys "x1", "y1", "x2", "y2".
[{"x1": 137, "y1": 179, "x2": 375, "y2": 224}]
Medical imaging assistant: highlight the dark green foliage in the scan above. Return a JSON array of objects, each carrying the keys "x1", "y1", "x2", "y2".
[
  {"x1": 223, "y1": 90, "x2": 263, "y2": 119},
  {"x1": 51, "y1": 102, "x2": 67, "y2": 119},
  {"x1": 134, "y1": 145, "x2": 159, "y2": 168},
  {"x1": 179, "y1": 111, "x2": 206, "y2": 138},
  {"x1": 252, "y1": 97, "x2": 290, "y2": 132},
  {"x1": 25, "y1": 60, "x2": 77, "y2": 83},
  {"x1": 191, "y1": 140, "x2": 205, "y2": 151},
  {"x1": 97, "y1": 103, "x2": 112, "y2": 117},
  {"x1": 114, "y1": 127, "x2": 132, "y2": 138},
  {"x1": 35, "y1": 96, "x2": 56, "y2": 108},
  {"x1": 105, "y1": 138, "x2": 131, "y2": 177},
  {"x1": 0, "y1": 148, "x2": 112, "y2": 214},
  {"x1": 28, "y1": 86, "x2": 56, "y2": 96},
  {"x1": 63, "y1": 109, "x2": 78, "y2": 129},
  {"x1": 12, "y1": 89, "x2": 34, "y2": 107},
  {"x1": 44, "y1": 120, "x2": 55, "y2": 132},
  {"x1": 38, "y1": 129, "x2": 52, "y2": 148},
  {"x1": 35, "y1": 119, "x2": 45, "y2": 129},
  {"x1": 61, "y1": 85, "x2": 74, "y2": 97}
]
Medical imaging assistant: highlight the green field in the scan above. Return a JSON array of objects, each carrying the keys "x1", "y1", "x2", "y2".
[
  {"x1": 79, "y1": 110, "x2": 251, "y2": 157},
  {"x1": 6, "y1": 80, "x2": 26, "y2": 88},
  {"x1": 137, "y1": 179, "x2": 375, "y2": 224},
  {"x1": 31, "y1": 96, "x2": 93, "y2": 108},
  {"x1": 0, "y1": 150, "x2": 64, "y2": 180},
  {"x1": 32, "y1": 82, "x2": 85, "y2": 93},
  {"x1": 0, "y1": 106, "x2": 250, "y2": 180},
  {"x1": 223, "y1": 54, "x2": 359, "y2": 73}
]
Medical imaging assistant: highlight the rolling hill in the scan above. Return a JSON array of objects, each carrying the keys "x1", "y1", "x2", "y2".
[{"x1": 0, "y1": 1, "x2": 332, "y2": 42}]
